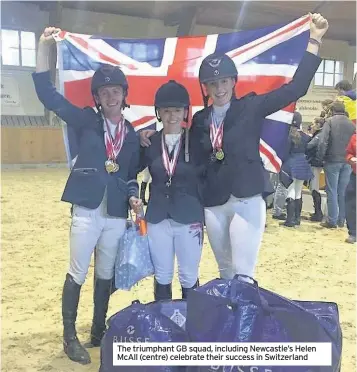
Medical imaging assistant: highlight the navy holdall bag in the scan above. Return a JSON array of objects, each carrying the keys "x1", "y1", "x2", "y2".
[
  {"x1": 185, "y1": 275, "x2": 342, "y2": 372},
  {"x1": 100, "y1": 299, "x2": 189, "y2": 372}
]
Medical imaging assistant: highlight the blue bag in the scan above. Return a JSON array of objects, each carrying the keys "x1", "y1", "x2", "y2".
[
  {"x1": 100, "y1": 300, "x2": 189, "y2": 372},
  {"x1": 186, "y1": 275, "x2": 342, "y2": 372},
  {"x1": 114, "y1": 220, "x2": 154, "y2": 290}
]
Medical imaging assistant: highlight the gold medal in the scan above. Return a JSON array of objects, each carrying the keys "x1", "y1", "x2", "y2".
[
  {"x1": 215, "y1": 149, "x2": 225, "y2": 161},
  {"x1": 105, "y1": 160, "x2": 119, "y2": 173}
]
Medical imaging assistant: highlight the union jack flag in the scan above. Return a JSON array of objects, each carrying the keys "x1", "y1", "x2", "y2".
[{"x1": 54, "y1": 15, "x2": 311, "y2": 172}]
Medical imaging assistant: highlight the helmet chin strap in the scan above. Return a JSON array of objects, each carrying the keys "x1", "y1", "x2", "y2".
[
  {"x1": 155, "y1": 108, "x2": 162, "y2": 122},
  {"x1": 200, "y1": 83, "x2": 210, "y2": 108}
]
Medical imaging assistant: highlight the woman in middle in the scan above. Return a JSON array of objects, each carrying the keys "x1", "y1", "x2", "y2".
[{"x1": 139, "y1": 80, "x2": 205, "y2": 301}]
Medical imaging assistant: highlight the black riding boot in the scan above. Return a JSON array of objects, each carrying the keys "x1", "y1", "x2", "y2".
[
  {"x1": 154, "y1": 278, "x2": 172, "y2": 301},
  {"x1": 62, "y1": 274, "x2": 91, "y2": 364},
  {"x1": 140, "y1": 182, "x2": 148, "y2": 205},
  {"x1": 281, "y1": 198, "x2": 296, "y2": 227},
  {"x1": 310, "y1": 190, "x2": 323, "y2": 222},
  {"x1": 89, "y1": 278, "x2": 112, "y2": 347},
  {"x1": 294, "y1": 198, "x2": 303, "y2": 226},
  {"x1": 182, "y1": 280, "x2": 200, "y2": 299}
]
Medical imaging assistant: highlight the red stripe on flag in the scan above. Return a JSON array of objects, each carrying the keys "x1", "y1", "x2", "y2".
[
  {"x1": 230, "y1": 16, "x2": 309, "y2": 59},
  {"x1": 69, "y1": 35, "x2": 138, "y2": 70},
  {"x1": 131, "y1": 116, "x2": 156, "y2": 128},
  {"x1": 259, "y1": 143, "x2": 281, "y2": 171},
  {"x1": 167, "y1": 36, "x2": 207, "y2": 78}
]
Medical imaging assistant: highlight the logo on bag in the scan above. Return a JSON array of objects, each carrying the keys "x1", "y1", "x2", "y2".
[
  {"x1": 126, "y1": 325, "x2": 135, "y2": 335},
  {"x1": 113, "y1": 325, "x2": 150, "y2": 343},
  {"x1": 170, "y1": 309, "x2": 186, "y2": 328}
]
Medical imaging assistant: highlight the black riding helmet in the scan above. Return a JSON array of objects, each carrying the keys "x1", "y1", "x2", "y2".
[
  {"x1": 154, "y1": 80, "x2": 190, "y2": 122},
  {"x1": 155, "y1": 80, "x2": 191, "y2": 163},
  {"x1": 199, "y1": 53, "x2": 238, "y2": 107},
  {"x1": 199, "y1": 53, "x2": 238, "y2": 83},
  {"x1": 91, "y1": 64, "x2": 129, "y2": 109},
  {"x1": 155, "y1": 80, "x2": 190, "y2": 108}
]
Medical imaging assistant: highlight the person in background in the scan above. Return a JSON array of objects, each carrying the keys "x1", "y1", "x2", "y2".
[
  {"x1": 344, "y1": 133, "x2": 356, "y2": 243},
  {"x1": 321, "y1": 99, "x2": 334, "y2": 119},
  {"x1": 317, "y1": 101, "x2": 355, "y2": 228},
  {"x1": 306, "y1": 117, "x2": 325, "y2": 221},
  {"x1": 280, "y1": 112, "x2": 313, "y2": 227},
  {"x1": 335, "y1": 80, "x2": 356, "y2": 124}
]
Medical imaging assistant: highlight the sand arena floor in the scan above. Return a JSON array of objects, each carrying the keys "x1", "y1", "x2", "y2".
[{"x1": 1, "y1": 168, "x2": 356, "y2": 372}]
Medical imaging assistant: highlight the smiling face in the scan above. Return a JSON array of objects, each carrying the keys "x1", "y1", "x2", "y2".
[
  {"x1": 158, "y1": 107, "x2": 186, "y2": 133},
  {"x1": 95, "y1": 85, "x2": 125, "y2": 117},
  {"x1": 204, "y1": 77, "x2": 236, "y2": 106}
]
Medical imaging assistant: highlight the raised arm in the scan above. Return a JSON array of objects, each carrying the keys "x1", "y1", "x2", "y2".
[
  {"x1": 33, "y1": 27, "x2": 85, "y2": 128},
  {"x1": 257, "y1": 13, "x2": 329, "y2": 118}
]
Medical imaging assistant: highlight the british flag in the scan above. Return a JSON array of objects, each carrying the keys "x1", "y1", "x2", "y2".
[{"x1": 54, "y1": 14, "x2": 311, "y2": 172}]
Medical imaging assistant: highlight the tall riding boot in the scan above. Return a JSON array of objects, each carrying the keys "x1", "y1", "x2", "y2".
[
  {"x1": 280, "y1": 198, "x2": 296, "y2": 227},
  {"x1": 62, "y1": 274, "x2": 91, "y2": 364},
  {"x1": 182, "y1": 280, "x2": 199, "y2": 299},
  {"x1": 89, "y1": 278, "x2": 112, "y2": 347},
  {"x1": 154, "y1": 278, "x2": 172, "y2": 301},
  {"x1": 140, "y1": 182, "x2": 148, "y2": 205},
  {"x1": 294, "y1": 198, "x2": 303, "y2": 226},
  {"x1": 310, "y1": 191, "x2": 323, "y2": 222}
]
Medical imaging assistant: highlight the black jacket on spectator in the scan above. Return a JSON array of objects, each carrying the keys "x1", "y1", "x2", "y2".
[
  {"x1": 190, "y1": 51, "x2": 321, "y2": 207},
  {"x1": 281, "y1": 131, "x2": 313, "y2": 182},
  {"x1": 317, "y1": 114, "x2": 355, "y2": 163},
  {"x1": 306, "y1": 129, "x2": 324, "y2": 167}
]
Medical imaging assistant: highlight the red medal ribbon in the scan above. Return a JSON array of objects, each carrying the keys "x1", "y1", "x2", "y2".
[
  {"x1": 103, "y1": 116, "x2": 127, "y2": 160},
  {"x1": 161, "y1": 132, "x2": 183, "y2": 184},
  {"x1": 209, "y1": 111, "x2": 224, "y2": 151}
]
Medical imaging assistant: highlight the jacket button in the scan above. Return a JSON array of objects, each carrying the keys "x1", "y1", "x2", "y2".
[{"x1": 166, "y1": 195, "x2": 169, "y2": 199}]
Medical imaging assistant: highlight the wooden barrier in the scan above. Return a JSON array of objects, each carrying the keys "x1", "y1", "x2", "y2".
[
  {"x1": 0, "y1": 126, "x2": 328, "y2": 191},
  {"x1": 1, "y1": 127, "x2": 67, "y2": 164}
]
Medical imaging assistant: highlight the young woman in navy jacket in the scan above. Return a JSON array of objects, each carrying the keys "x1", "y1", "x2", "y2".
[
  {"x1": 32, "y1": 27, "x2": 141, "y2": 365},
  {"x1": 138, "y1": 80, "x2": 205, "y2": 301},
  {"x1": 141, "y1": 14, "x2": 329, "y2": 281},
  {"x1": 280, "y1": 112, "x2": 313, "y2": 227}
]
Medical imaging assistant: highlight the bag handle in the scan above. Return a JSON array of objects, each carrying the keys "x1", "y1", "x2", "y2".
[
  {"x1": 128, "y1": 207, "x2": 147, "y2": 235},
  {"x1": 230, "y1": 274, "x2": 272, "y2": 313}
]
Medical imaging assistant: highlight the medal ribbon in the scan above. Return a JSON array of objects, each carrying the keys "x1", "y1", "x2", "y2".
[
  {"x1": 104, "y1": 116, "x2": 127, "y2": 160},
  {"x1": 209, "y1": 111, "x2": 224, "y2": 151},
  {"x1": 161, "y1": 132, "x2": 183, "y2": 181}
]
